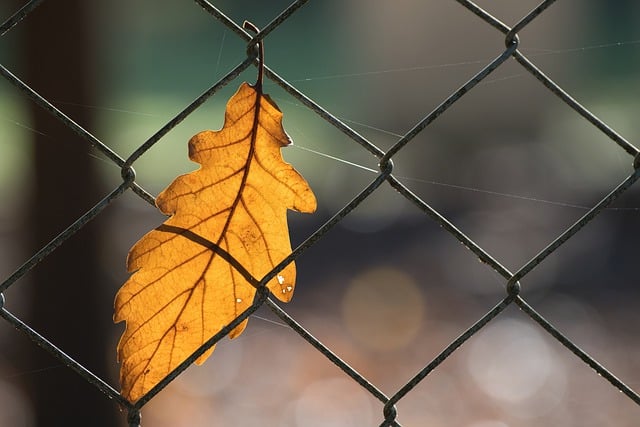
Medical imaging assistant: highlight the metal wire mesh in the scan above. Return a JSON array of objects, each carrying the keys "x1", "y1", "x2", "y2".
[{"x1": 1, "y1": 1, "x2": 640, "y2": 426}]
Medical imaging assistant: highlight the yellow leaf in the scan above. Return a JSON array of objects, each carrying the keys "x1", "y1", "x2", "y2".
[{"x1": 114, "y1": 81, "x2": 317, "y2": 403}]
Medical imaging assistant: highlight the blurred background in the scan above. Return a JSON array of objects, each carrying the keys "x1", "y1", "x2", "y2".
[{"x1": 1, "y1": 0, "x2": 640, "y2": 425}]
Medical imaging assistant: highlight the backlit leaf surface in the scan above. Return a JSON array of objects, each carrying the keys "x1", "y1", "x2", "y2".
[{"x1": 114, "y1": 82, "x2": 317, "y2": 402}]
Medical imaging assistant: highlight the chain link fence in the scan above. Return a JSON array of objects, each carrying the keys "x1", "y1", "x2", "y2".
[{"x1": 2, "y1": 0, "x2": 640, "y2": 425}]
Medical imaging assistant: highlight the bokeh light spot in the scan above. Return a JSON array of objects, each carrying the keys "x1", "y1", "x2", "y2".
[
  {"x1": 341, "y1": 267, "x2": 424, "y2": 353},
  {"x1": 466, "y1": 319, "x2": 567, "y2": 418}
]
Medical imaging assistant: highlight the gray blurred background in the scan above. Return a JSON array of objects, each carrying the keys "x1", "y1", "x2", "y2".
[{"x1": 1, "y1": 1, "x2": 640, "y2": 426}]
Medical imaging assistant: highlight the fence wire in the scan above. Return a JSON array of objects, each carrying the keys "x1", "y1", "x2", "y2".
[{"x1": 1, "y1": 1, "x2": 640, "y2": 426}]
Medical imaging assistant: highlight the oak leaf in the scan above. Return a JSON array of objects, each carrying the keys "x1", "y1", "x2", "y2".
[{"x1": 114, "y1": 81, "x2": 317, "y2": 403}]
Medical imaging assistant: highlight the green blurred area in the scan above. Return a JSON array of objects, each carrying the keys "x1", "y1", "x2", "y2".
[{"x1": 2, "y1": 0, "x2": 640, "y2": 206}]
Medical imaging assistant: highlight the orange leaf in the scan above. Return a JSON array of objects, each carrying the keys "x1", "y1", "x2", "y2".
[{"x1": 114, "y1": 82, "x2": 317, "y2": 402}]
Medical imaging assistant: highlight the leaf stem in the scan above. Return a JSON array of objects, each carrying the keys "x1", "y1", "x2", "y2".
[{"x1": 243, "y1": 21, "x2": 264, "y2": 91}]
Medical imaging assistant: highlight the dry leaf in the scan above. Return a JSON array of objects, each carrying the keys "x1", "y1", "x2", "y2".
[{"x1": 114, "y1": 81, "x2": 317, "y2": 402}]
